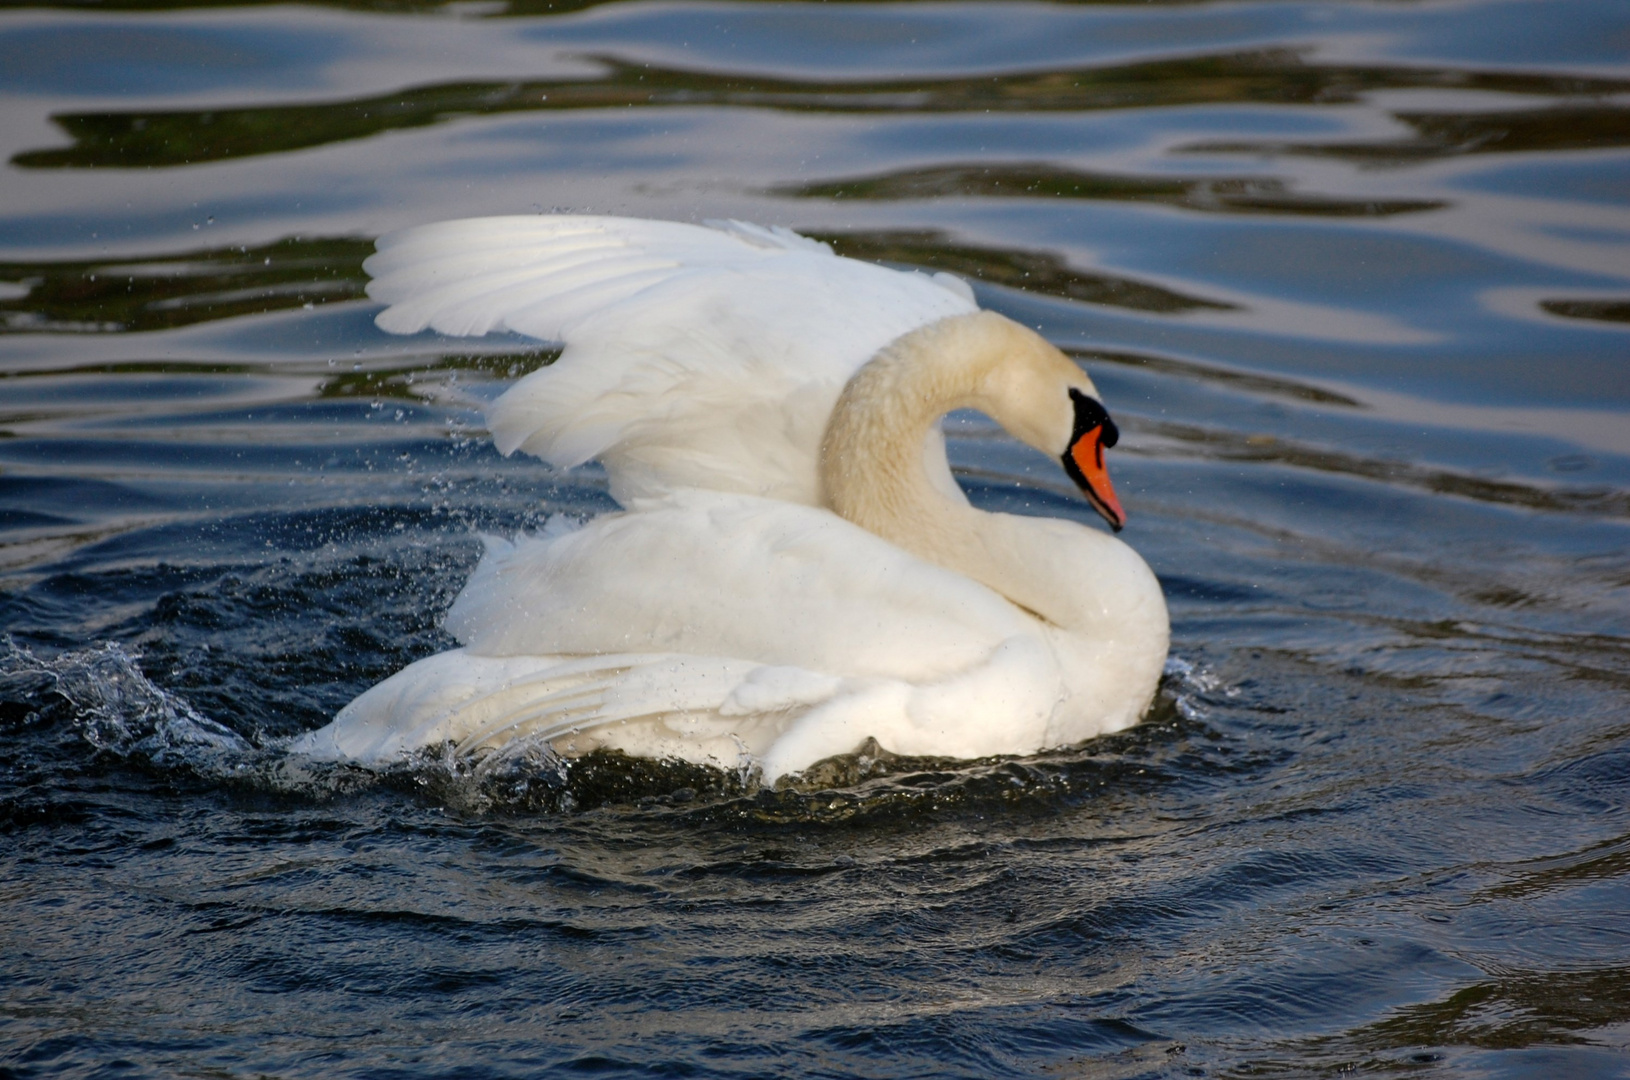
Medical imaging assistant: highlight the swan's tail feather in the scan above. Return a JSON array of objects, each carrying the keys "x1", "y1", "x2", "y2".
[
  {"x1": 451, "y1": 683, "x2": 614, "y2": 757},
  {"x1": 298, "y1": 649, "x2": 813, "y2": 767}
]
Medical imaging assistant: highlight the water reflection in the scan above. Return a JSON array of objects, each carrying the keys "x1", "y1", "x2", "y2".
[
  {"x1": 15, "y1": 51, "x2": 1627, "y2": 171},
  {"x1": 814, "y1": 229, "x2": 1232, "y2": 312},
  {"x1": 788, "y1": 163, "x2": 1446, "y2": 217},
  {"x1": 1191, "y1": 101, "x2": 1630, "y2": 162},
  {"x1": 0, "y1": 237, "x2": 371, "y2": 333},
  {"x1": 1542, "y1": 296, "x2": 1630, "y2": 325}
]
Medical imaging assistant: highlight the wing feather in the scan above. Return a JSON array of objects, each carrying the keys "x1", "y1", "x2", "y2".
[{"x1": 363, "y1": 214, "x2": 978, "y2": 501}]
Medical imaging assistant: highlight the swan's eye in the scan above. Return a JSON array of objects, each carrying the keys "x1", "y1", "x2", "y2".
[{"x1": 1067, "y1": 388, "x2": 1118, "y2": 448}]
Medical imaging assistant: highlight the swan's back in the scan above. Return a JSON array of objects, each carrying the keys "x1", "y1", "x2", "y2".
[{"x1": 365, "y1": 216, "x2": 978, "y2": 502}]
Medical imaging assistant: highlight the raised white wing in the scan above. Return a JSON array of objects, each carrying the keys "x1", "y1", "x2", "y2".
[{"x1": 364, "y1": 215, "x2": 978, "y2": 503}]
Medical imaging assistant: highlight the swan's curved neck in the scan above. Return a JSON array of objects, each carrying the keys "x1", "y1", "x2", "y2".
[{"x1": 819, "y1": 312, "x2": 1086, "y2": 627}]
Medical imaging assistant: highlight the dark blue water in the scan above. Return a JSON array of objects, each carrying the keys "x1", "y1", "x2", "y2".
[{"x1": 2, "y1": 1, "x2": 1628, "y2": 1076}]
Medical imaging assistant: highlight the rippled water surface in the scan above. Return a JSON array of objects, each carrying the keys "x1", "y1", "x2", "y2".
[{"x1": 3, "y1": 0, "x2": 1629, "y2": 1076}]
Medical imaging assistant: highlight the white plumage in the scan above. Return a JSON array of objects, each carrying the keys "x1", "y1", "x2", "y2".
[
  {"x1": 295, "y1": 215, "x2": 1168, "y2": 783},
  {"x1": 366, "y1": 215, "x2": 976, "y2": 504}
]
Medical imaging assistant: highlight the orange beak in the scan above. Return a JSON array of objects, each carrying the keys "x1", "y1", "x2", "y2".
[{"x1": 1067, "y1": 426, "x2": 1126, "y2": 532}]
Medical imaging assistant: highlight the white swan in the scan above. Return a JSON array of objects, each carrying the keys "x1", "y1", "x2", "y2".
[{"x1": 294, "y1": 216, "x2": 1169, "y2": 783}]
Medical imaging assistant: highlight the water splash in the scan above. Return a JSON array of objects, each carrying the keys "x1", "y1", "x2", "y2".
[
  {"x1": 1162, "y1": 654, "x2": 1230, "y2": 722},
  {"x1": 1, "y1": 637, "x2": 249, "y2": 763}
]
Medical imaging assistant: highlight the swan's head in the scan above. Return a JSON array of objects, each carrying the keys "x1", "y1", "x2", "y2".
[
  {"x1": 1059, "y1": 387, "x2": 1125, "y2": 531},
  {"x1": 827, "y1": 311, "x2": 1129, "y2": 532},
  {"x1": 973, "y1": 315, "x2": 1127, "y2": 532}
]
